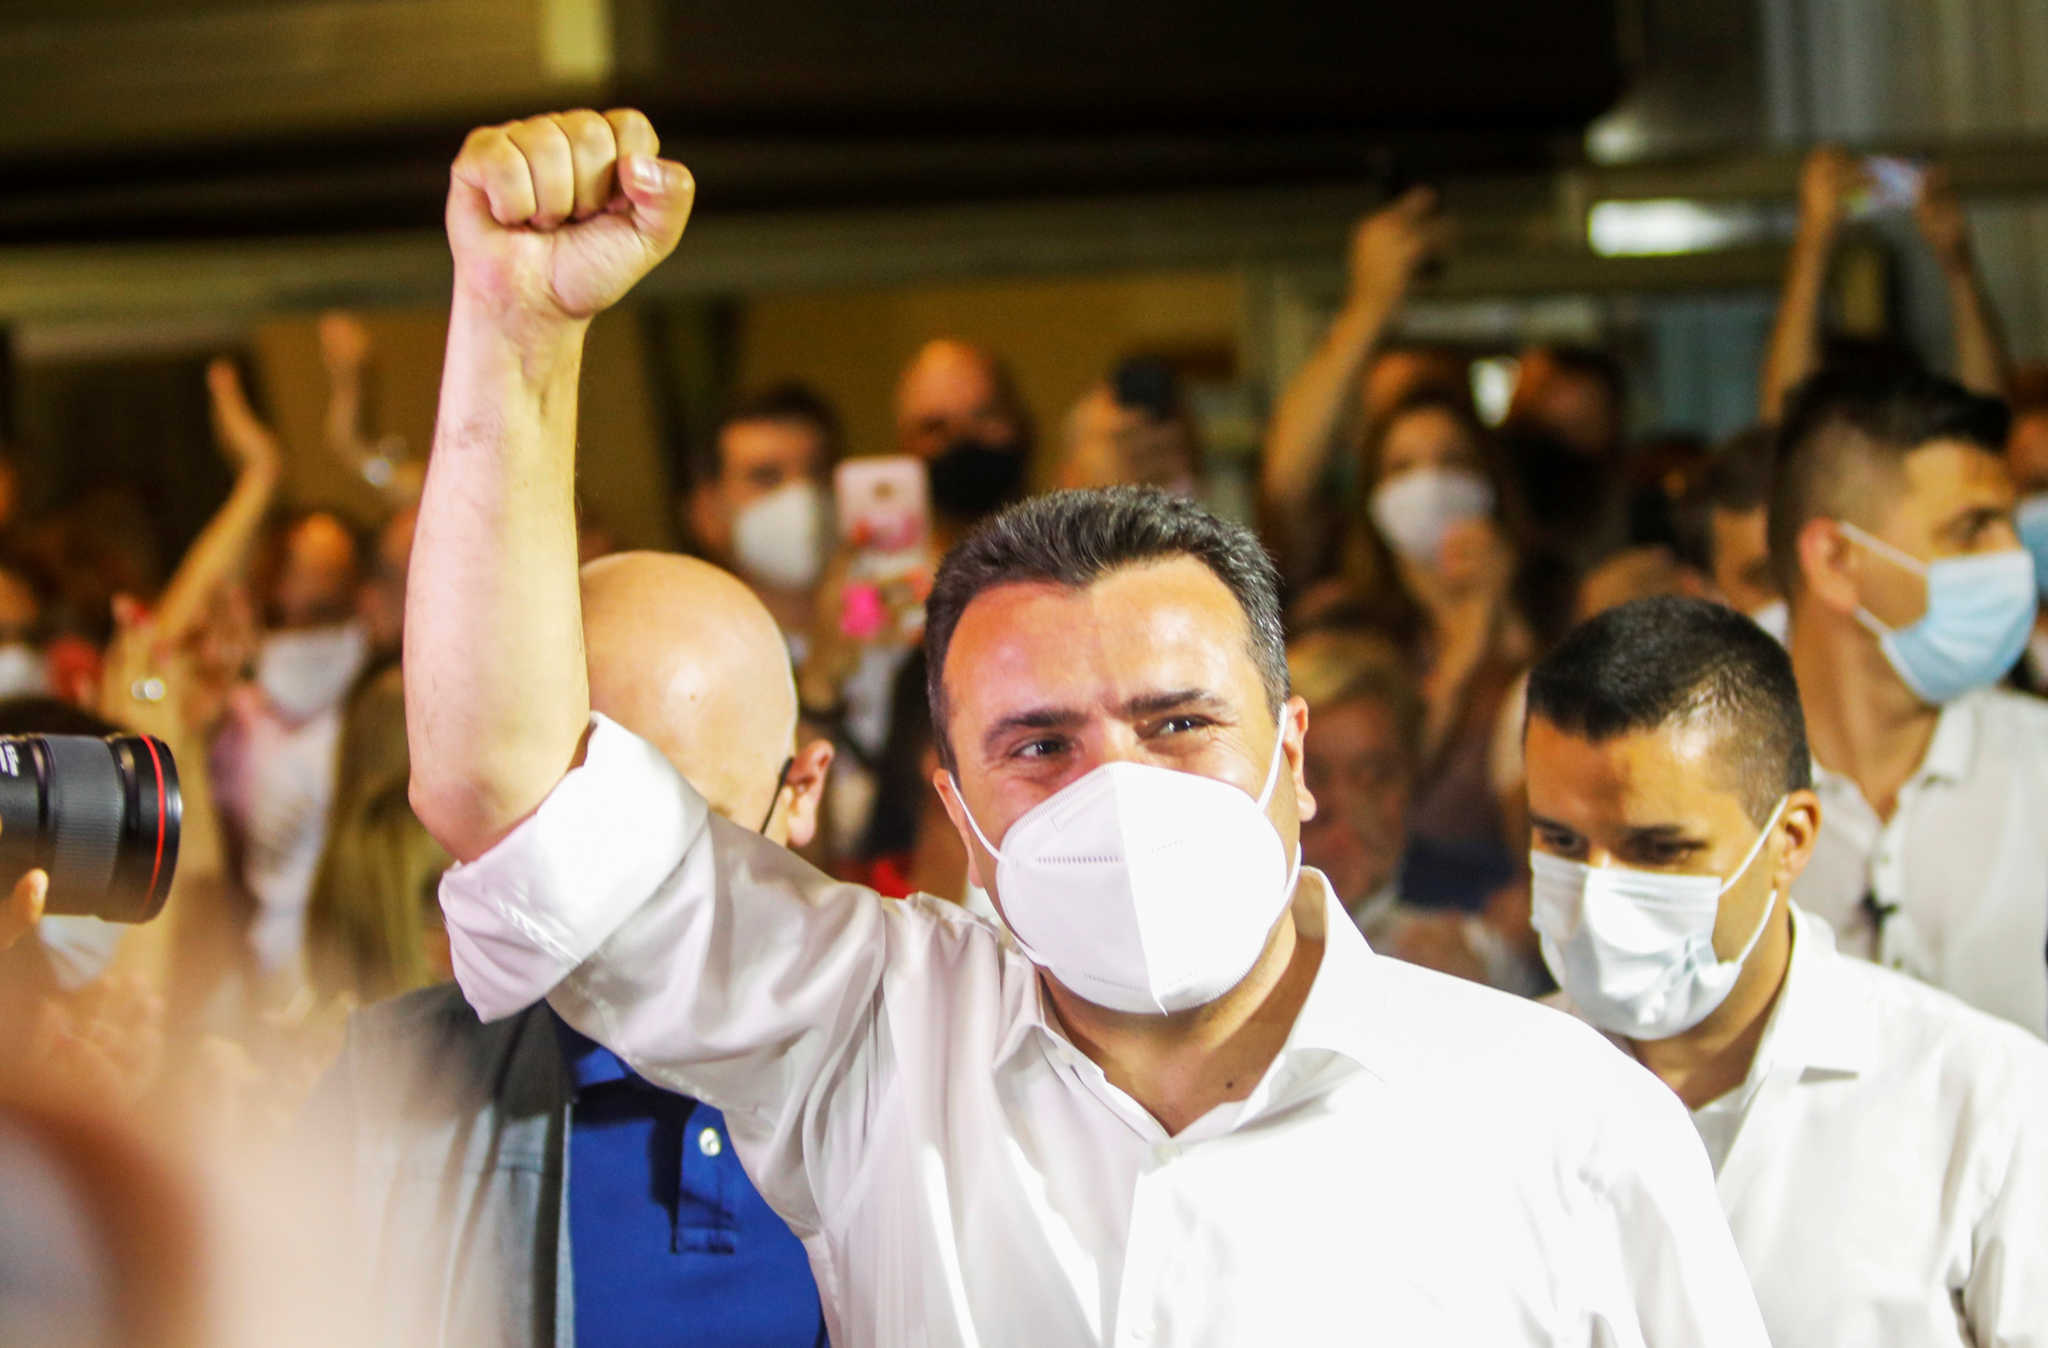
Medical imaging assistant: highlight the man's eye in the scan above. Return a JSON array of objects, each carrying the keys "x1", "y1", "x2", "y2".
[
  {"x1": 1013, "y1": 738, "x2": 1068, "y2": 760},
  {"x1": 1157, "y1": 715, "x2": 1213, "y2": 735}
]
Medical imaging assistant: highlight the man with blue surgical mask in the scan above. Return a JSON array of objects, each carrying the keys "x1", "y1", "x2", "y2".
[
  {"x1": 1527, "y1": 595, "x2": 2048, "y2": 1345},
  {"x1": 402, "y1": 109, "x2": 1769, "y2": 1346},
  {"x1": 1769, "y1": 368, "x2": 2048, "y2": 1035}
]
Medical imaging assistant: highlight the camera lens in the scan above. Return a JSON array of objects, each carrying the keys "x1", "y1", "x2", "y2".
[{"x1": 0, "y1": 734, "x2": 181, "y2": 924}]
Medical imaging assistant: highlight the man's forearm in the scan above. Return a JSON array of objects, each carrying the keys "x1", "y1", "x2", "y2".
[
  {"x1": 1261, "y1": 298, "x2": 1389, "y2": 511},
  {"x1": 1760, "y1": 227, "x2": 1833, "y2": 422},
  {"x1": 1944, "y1": 262, "x2": 2010, "y2": 400},
  {"x1": 405, "y1": 298, "x2": 594, "y2": 861},
  {"x1": 153, "y1": 463, "x2": 279, "y2": 646}
]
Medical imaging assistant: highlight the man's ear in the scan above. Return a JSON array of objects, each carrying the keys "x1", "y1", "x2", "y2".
[
  {"x1": 1796, "y1": 517, "x2": 1860, "y2": 617},
  {"x1": 1770, "y1": 788, "x2": 1823, "y2": 896},
  {"x1": 1283, "y1": 694, "x2": 1316, "y2": 823},
  {"x1": 780, "y1": 737, "x2": 836, "y2": 851},
  {"x1": 932, "y1": 768, "x2": 989, "y2": 891}
]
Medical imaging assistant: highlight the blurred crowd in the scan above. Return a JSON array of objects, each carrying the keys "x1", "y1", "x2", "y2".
[{"x1": 3, "y1": 138, "x2": 2048, "y2": 1344}]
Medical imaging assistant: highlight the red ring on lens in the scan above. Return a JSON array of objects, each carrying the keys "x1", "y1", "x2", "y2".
[{"x1": 140, "y1": 734, "x2": 167, "y2": 902}]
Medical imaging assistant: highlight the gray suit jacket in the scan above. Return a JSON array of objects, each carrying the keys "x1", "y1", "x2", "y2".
[{"x1": 308, "y1": 984, "x2": 574, "y2": 1346}]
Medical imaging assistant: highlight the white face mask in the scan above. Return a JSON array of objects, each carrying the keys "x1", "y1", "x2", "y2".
[
  {"x1": 1530, "y1": 796, "x2": 1786, "y2": 1040},
  {"x1": 732, "y1": 480, "x2": 829, "y2": 592},
  {"x1": 256, "y1": 622, "x2": 369, "y2": 722},
  {"x1": 953, "y1": 716, "x2": 1298, "y2": 1015},
  {"x1": 1369, "y1": 466, "x2": 1496, "y2": 564},
  {"x1": 0, "y1": 643, "x2": 48, "y2": 698}
]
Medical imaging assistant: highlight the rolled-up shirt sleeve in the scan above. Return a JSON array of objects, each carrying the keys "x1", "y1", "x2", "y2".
[
  {"x1": 439, "y1": 713, "x2": 712, "y2": 1021},
  {"x1": 437, "y1": 713, "x2": 904, "y2": 1233}
]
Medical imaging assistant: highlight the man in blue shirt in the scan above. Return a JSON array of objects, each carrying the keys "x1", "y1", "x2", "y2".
[{"x1": 308, "y1": 553, "x2": 836, "y2": 1345}]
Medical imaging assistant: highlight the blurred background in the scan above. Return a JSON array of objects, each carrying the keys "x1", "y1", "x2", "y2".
[{"x1": 3, "y1": 0, "x2": 2046, "y2": 562}]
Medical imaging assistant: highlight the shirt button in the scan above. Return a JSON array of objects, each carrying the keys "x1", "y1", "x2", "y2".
[
  {"x1": 698, "y1": 1126, "x2": 723, "y2": 1158},
  {"x1": 1154, "y1": 1142, "x2": 1180, "y2": 1164}
]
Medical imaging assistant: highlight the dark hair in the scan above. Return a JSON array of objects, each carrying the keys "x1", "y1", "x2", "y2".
[
  {"x1": 703, "y1": 382, "x2": 843, "y2": 483},
  {"x1": 1767, "y1": 368, "x2": 2010, "y2": 596},
  {"x1": 0, "y1": 697, "x2": 122, "y2": 737},
  {"x1": 1673, "y1": 424, "x2": 1776, "y2": 572},
  {"x1": 1526, "y1": 595, "x2": 1810, "y2": 823},
  {"x1": 924, "y1": 486, "x2": 1287, "y2": 769}
]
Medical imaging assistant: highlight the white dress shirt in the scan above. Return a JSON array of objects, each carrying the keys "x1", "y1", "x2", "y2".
[
  {"x1": 440, "y1": 714, "x2": 1768, "y2": 1347},
  {"x1": 1794, "y1": 687, "x2": 2048, "y2": 1037},
  {"x1": 1554, "y1": 906, "x2": 2048, "y2": 1347}
]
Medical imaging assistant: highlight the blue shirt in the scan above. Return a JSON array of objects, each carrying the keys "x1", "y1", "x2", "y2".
[{"x1": 553, "y1": 1012, "x2": 827, "y2": 1347}]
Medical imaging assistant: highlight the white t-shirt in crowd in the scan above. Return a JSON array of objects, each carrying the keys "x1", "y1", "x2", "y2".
[
  {"x1": 440, "y1": 713, "x2": 1768, "y2": 1348},
  {"x1": 1793, "y1": 687, "x2": 2048, "y2": 1037},
  {"x1": 211, "y1": 686, "x2": 346, "y2": 977},
  {"x1": 1553, "y1": 905, "x2": 2048, "y2": 1346}
]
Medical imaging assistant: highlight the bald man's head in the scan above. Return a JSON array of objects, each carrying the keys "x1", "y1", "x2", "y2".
[
  {"x1": 581, "y1": 552, "x2": 828, "y2": 842},
  {"x1": 894, "y1": 339, "x2": 1028, "y2": 461}
]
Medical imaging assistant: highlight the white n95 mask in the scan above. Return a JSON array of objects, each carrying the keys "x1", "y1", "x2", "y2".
[
  {"x1": 1531, "y1": 797, "x2": 1785, "y2": 1040},
  {"x1": 732, "y1": 481, "x2": 829, "y2": 591},
  {"x1": 1369, "y1": 467, "x2": 1496, "y2": 565},
  {"x1": 953, "y1": 718, "x2": 1298, "y2": 1015}
]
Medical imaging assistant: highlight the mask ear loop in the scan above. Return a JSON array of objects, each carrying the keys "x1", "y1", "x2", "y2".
[
  {"x1": 1836, "y1": 521, "x2": 1929, "y2": 640},
  {"x1": 1716, "y1": 796, "x2": 1790, "y2": 970},
  {"x1": 1255, "y1": 708, "x2": 1305, "y2": 897}
]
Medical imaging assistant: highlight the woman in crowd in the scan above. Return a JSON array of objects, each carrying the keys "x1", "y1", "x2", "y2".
[{"x1": 1294, "y1": 390, "x2": 1534, "y2": 863}]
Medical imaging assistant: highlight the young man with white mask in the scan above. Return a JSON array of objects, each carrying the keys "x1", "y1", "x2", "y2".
[
  {"x1": 1527, "y1": 594, "x2": 2048, "y2": 1345},
  {"x1": 407, "y1": 108, "x2": 1767, "y2": 1346},
  {"x1": 1769, "y1": 368, "x2": 2048, "y2": 1035},
  {"x1": 685, "y1": 383, "x2": 841, "y2": 640}
]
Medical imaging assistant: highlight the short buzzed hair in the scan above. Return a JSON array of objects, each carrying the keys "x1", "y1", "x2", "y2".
[
  {"x1": 924, "y1": 487, "x2": 1287, "y2": 770},
  {"x1": 701, "y1": 382, "x2": 843, "y2": 482},
  {"x1": 1766, "y1": 369, "x2": 2009, "y2": 597},
  {"x1": 1526, "y1": 595, "x2": 1810, "y2": 824}
]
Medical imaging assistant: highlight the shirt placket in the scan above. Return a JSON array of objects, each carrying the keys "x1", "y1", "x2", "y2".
[
  {"x1": 1869, "y1": 776, "x2": 1936, "y2": 984},
  {"x1": 1111, "y1": 1144, "x2": 1185, "y2": 1347}
]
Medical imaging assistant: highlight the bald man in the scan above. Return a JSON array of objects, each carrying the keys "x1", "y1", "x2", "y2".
[
  {"x1": 310, "y1": 554, "x2": 833, "y2": 1348},
  {"x1": 894, "y1": 338, "x2": 1033, "y2": 534}
]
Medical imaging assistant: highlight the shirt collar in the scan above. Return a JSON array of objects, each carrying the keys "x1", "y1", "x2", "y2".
[
  {"x1": 1811, "y1": 690, "x2": 1977, "y2": 792},
  {"x1": 548, "y1": 1005, "x2": 637, "y2": 1093},
  {"x1": 989, "y1": 868, "x2": 1388, "y2": 1082},
  {"x1": 1915, "y1": 692, "x2": 1978, "y2": 784},
  {"x1": 1757, "y1": 903, "x2": 1874, "y2": 1080}
]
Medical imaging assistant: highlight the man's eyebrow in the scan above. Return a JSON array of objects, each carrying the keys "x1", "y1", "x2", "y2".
[
  {"x1": 1120, "y1": 688, "x2": 1229, "y2": 720},
  {"x1": 1618, "y1": 823, "x2": 1705, "y2": 844},
  {"x1": 1528, "y1": 812, "x2": 1578, "y2": 836},
  {"x1": 980, "y1": 705, "x2": 1086, "y2": 757}
]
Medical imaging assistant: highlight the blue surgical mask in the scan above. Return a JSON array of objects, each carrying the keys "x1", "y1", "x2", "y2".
[
  {"x1": 1839, "y1": 521, "x2": 2037, "y2": 704},
  {"x1": 2017, "y1": 494, "x2": 2048, "y2": 597}
]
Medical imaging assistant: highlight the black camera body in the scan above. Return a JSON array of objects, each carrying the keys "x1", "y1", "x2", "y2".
[{"x1": 0, "y1": 734, "x2": 181, "y2": 923}]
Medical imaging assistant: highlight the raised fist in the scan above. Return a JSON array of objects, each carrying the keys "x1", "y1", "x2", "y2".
[
  {"x1": 446, "y1": 108, "x2": 695, "y2": 329},
  {"x1": 1347, "y1": 186, "x2": 1450, "y2": 312},
  {"x1": 1796, "y1": 145, "x2": 1863, "y2": 238},
  {"x1": 1913, "y1": 165, "x2": 1972, "y2": 272}
]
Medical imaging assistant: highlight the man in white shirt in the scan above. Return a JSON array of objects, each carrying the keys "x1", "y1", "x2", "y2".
[
  {"x1": 1526, "y1": 594, "x2": 2048, "y2": 1345},
  {"x1": 1770, "y1": 368, "x2": 2048, "y2": 1035},
  {"x1": 405, "y1": 108, "x2": 1767, "y2": 1346}
]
